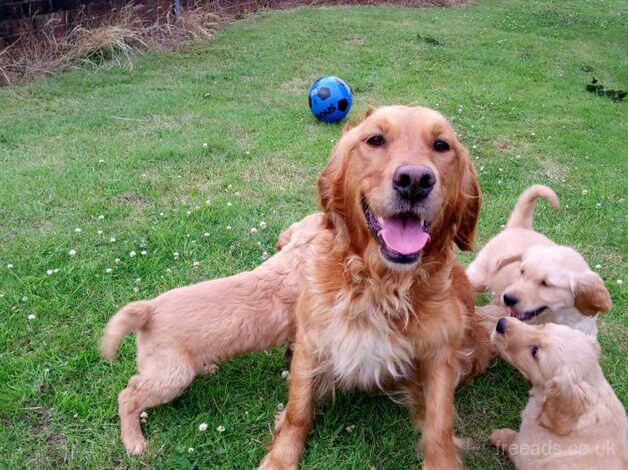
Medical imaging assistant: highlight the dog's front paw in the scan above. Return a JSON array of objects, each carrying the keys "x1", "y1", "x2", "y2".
[{"x1": 258, "y1": 452, "x2": 296, "y2": 470}]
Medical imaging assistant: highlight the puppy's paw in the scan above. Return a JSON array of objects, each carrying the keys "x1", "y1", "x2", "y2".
[
  {"x1": 489, "y1": 428, "x2": 517, "y2": 452},
  {"x1": 123, "y1": 436, "x2": 147, "y2": 455}
]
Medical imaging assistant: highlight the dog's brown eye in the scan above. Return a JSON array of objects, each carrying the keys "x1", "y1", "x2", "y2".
[
  {"x1": 531, "y1": 346, "x2": 539, "y2": 358},
  {"x1": 366, "y1": 135, "x2": 386, "y2": 147},
  {"x1": 433, "y1": 139, "x2": 450, "y2": 152}
]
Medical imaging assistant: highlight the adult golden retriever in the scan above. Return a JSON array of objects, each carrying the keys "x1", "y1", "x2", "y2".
[{"x1": 259, "y1": 105, "x2": 497, "y2": 470}]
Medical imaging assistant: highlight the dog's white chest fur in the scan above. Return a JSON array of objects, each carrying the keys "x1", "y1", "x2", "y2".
[{"x1": 315, "y1": 285, "x2": 416, "y2": 391}]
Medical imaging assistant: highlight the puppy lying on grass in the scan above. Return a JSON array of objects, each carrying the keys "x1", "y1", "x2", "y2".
[
  {"x1": 101, "y1": 213, "x2": 323, "y2": 455},
  {"x1": 490, "y1": 317, "x2": 627, "y2": 469},
  {"x1": 467, "y1": 185, "x2": 611, "y2": 336}
]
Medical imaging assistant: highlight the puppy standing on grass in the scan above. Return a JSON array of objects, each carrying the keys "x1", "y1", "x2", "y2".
[
  {"x1": 490, "y1": 317, "x2": 627, "y2": 470},
  {"x1": 101, "y1": 213, "x2": 323, "y2": 455}
]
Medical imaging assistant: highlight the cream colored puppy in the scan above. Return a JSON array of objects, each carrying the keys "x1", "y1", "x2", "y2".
[
  {"x1": 466, "y1": 185, "x2": 560, "y2": 295},
  {"x1": 490, "y1": 317, "x2": 627, "y2": 470},
  {"x1": 101, "y1": 213, "x2": 324, "y2": 455},
  {"x1": 500, "y1": 245, "x2": 611, "y2": 336}
]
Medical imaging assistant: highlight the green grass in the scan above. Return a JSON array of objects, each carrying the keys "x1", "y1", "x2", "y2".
[{"x1": 0, "y1": 0, "x2": 626, "y2": 468}]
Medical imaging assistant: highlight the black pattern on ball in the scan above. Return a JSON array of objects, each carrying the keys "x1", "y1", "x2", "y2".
[{"x1": 337, "y1": 98, "x2": 348, "y2": 112}]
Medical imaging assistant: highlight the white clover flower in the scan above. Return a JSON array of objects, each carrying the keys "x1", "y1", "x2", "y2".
[
  {"x1": 205, "y1": 199, "x2": 211, "y2": 205},
  {"x1": 226, "y1": 225, "x2": 232, "y2": 230},
  {"x1": 173, "y1": 252, "x2": 179, "y2": 259},
  {"x1": 250, "y1": 227, "x2": 258, "y2": 234},
  {"x1": 22, "y1": 296, "x2": 28, "y2": 302},
  {"x1": 166, "y1": 268, "x2": 172, "y2": 273},
  {"x1": 141, "y1": 250, "x2": 147, "y2": 256},
  {"x1": 198, "y1": 422, "x2": 208, "y2": 432},
  {"x1": 105, "y1": 268, "x2": 112, "y2": 274},
  {"x1": 202, "y1": 143, "x2": 208, "y2": 149},
  {"x1": 277, "y1": 403, "x2": 284, "y2": 411},
  {"x1": 193, "y1": 261, "x2": 200, "y2": 267},
  {"x1": 110, "y1": 237, "x2": 116, "y2": 243},
  {"x1": 595, "y1": 264, "x2": 602, "y2": 269},
  {"x1": 515, "y1": 154, "x2": 521, "y2": 159},
  {"x1": 98, "y1": 159, "x2": 105, "y2": 164},
  {"x1": 259, "y1": 221, "x2": 267, "y2": 229},
  {"x1": 135, "y1": 278, "x2": 141, "y2": 284},
  {"x1": 140, "y1": 411, "x2": 148, "y2": 419},
  {"x1": 228, "y1": 184, "x2": 233, "y2": 189},
  {"x1": 28, "y1": 314, "x2": 36, "y2": 320},
  {"x1": 133, "y1": 287, "x2": 139, "y2": 293},
  {"x1": 98, "y1": 214, "x2": 104, "y2": 220},
  {"x1": 186, "y1": 211, "x2": 192, "y2": 216},
  {"x1": 216, "y1": 425, "x2": 225, "y2": 433},
  {"x1": 261, "y1": 251, "x2": 269, "y2": 261},
  {"x1": 74, "y1": 228, "x2": 81, "y2": 233},
  {"x1": 596, "y1": 203, "x2": 602, "y2": 208},
  {"x1": 235, "y1": 191, "x2": 240, "y2": 197},
  {"x1": 281, "y1": 370, "x2": 290, "y2": 379},
  {"x1": 227, "y1": 202, "x2": 232, "y2": 207},
  {"x1": 129, "y1": 251, "x2": 137, "y2": 257},
  {"x1": 7, "y1": 263, "x2": 13, "y2": 269},
  {"x1": 69, "y1": 249, "x2": 77, "y2": 257},
  {"x1": 159, "y1": 212, "x2": 165, "y2": 217},
  {"x1": 345, "y1": 425, "x2": 356, "y2": 433},
  {"x1": 617, "y1": 280, "x2": 623, "y2": 285},
  {"x1": 203, "y1": 232, "x2": 210, "y2": 237},
  {"x1": 115, "y1": 258, "x2": 121, "y2": 264},
  {"x1": 188, "y1": 447, "x2": 194, "y2": 453},
  {"x1": 97, "y1": 230, "x2": 103, "y2": 235},
  {"x1": 582, "y1": 189, "x2": 588, "y2": 195},
  {"x1": 46, "y1": 269, "x2": 54, "y2": 275}
]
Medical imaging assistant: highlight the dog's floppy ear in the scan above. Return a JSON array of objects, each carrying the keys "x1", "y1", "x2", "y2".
[
  {"x1": 495, "y1": 255, "x2": 522, "y2": 272},
  {"x1": 537, "y1": 373, "x2": 587, "y2": 435},
  {"x1": 275, "y1": 224, "x2": 294, "y2": 251},
  {"x1": 317, "y1": 144, "x2": 345, "y2": 216},
  {"x1": 572, "y1": 271, "x2": 612, "y2": 316},
  {"x1": 453, "y1": 147, "x2": 481, "y2": 251}
]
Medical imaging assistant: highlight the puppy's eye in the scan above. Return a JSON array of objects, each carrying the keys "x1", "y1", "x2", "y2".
[
  {"x1": 366, "y1": 135, "x2": 386, "y2": 147},
  {"x1": 433, "y1": 139, "x2": 450, "y2": 152},
  {"x1": 530, "y1": 346, "x2": 539, "y2": 359},
  {"x1": 541, "y1": 280, "x2": 548, "y2": 287}
]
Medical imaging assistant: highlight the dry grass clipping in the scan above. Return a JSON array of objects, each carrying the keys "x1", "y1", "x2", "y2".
[{"x1": 0, "y1": 5, "x2": 218, "y2": 85}]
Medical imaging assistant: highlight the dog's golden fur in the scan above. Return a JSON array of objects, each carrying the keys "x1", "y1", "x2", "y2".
[
  {"x1": 259, "y1": 105, "x2": 497, "y2": 470},
  {"x1": 490, "y1": 318, "x2": 627, "y2": 469},
  {"x1": 101, "y1": 213, "x2": 323, "y2": 455}
]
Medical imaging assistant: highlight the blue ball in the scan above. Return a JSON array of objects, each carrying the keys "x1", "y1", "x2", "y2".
[{"x1": 308, "y1": 76, "x2": 353, "y2": 122}]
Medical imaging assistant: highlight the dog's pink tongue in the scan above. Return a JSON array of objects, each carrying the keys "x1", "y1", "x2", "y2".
[{"x1": 379, "y1": 217, "x2": 429, "y2": 255}]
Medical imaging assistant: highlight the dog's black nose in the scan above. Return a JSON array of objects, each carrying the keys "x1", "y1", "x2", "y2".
[
  {"x1": 393, "y1": 165, "x2": 436, "y2": 202},
  {"x1": 503, "y1": 293, "x2": 519, "y2": 307},
  {"x1": 496, "y1": 317, "x2": 507, "y2": 334}
]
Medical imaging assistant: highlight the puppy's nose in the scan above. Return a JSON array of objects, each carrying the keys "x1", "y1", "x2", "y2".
[
  {"x1": 496, "y1": 317, "x2": 507, "y2": 334},
  {"x1": 393, "y1": 165, "x2": 436, "y2": 202},
  {"x1": 503, "y1": 293, "x2": 519, "y2": 307}
]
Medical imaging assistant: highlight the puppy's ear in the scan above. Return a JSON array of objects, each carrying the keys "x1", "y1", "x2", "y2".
[
  {"x1": 573, "y1": 271, "x2": 612, "y2": 316},
  {"x1": 453, "y1": 146, "x2": 481, "y2": 252},
  {"x1": 275, "y1": 224, "x2": 294, "y2": 251},
  {"x1": 495, "y1": 255, "x2": 522, "y2": 272},
  {"x1": 537, "y1": 373, "x2": 587, "y2": 435},
  {"x1": 365, "y1": 105, "x2": 376, "y2": 118}
]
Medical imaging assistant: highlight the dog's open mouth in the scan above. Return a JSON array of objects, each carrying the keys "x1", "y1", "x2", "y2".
[
  {"x1": 363, "y1": 199, "x2": 431, "y2": 265},
  {"x1": 509, "y1": 306, "x2": 547, "y2": 321}
]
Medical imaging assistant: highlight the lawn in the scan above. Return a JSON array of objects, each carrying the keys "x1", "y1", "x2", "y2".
[{"x1": 0, "y1": 0, "x2": 626, "y2": 468}]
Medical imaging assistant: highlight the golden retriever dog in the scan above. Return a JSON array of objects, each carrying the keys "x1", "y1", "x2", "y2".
[
  {"x1": 466, "y1": 184, "x2": 560, "y2": 295},
  {"x1": 490, "y1": 317, "x2": 627, "y2": 469},
  {"x1": 499, "y1": 245, "x2": 611, "y2": 336},
  {"x1": 101, "y1": 213, "x2": 323, "y2": 455},
  {"x1": 259, "y1": 105, "x2": 497, "y2": 470},
  {"x1": 466, "y1": 185, "x2": 611, "y2": 336}
]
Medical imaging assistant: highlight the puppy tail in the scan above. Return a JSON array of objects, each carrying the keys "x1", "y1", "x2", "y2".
[
  {"x1": 506, "y1": 185, "x2": 560, "y2": 230},
  {"x1": 100, "y1": 301, "x2": 152, "y2": 362}
]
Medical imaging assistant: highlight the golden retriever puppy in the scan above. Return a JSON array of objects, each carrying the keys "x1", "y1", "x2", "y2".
[
  {"x1": 466, "y1": 184, "x2": 560, "y2": 295},
  {"x1": 466, "y1": 185, "x2": 611, "y2": 336},
  {"x1": 490, "y1": 317, "x2": 627, "y2": 469},
  {"x1": 259, "y1": 105, "x2": 496, "y2": 470},
  {"x1": 500, "y1": 245, "x2": 611, "y2": 336},
  {"x1": 101, "y1": 213, "x2": 324, "y2": 455}
]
